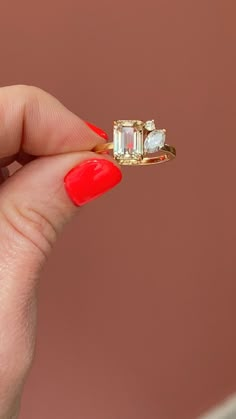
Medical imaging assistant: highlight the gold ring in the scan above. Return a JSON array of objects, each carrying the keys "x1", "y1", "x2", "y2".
[{"x1": 93, "y1": 119, "x2": 176, "y2": 166}]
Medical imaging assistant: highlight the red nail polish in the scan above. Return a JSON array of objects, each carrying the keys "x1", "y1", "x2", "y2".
[
  {"x1": 85, "y1": 121, "x2": 109, "y2": 141},
  {"x1": 64, "y1": 159, "x2": 122, "y2": 206}
]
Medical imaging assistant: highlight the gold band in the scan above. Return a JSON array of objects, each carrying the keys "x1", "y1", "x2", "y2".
[{"x1": 93, "y1": 142, "x2": 176, "y2": 166}]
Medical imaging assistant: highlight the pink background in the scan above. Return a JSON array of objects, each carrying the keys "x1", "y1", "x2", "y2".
[{"x1": 1, "y1": 1, "x2": 236, "y2": 418}]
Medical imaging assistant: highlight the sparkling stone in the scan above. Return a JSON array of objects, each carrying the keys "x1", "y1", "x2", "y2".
[
  {"x1": 113, "y1": 120, "x2": 144, "y2": 163},
  {"x1": 144, "y1": 120, "x2": 156, "y2": 131},
  {"x1": 144, "y1": 129, "x2": 166, "y2": 153}
]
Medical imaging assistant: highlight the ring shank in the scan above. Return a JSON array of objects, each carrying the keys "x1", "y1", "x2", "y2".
[{"x1": 93, "y1": 142, "x2": 176, "y2": 165}]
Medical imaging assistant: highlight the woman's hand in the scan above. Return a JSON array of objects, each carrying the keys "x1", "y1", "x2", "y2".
[{"x1": 0, "y1": 85, "x2": 122, "y2": 418}]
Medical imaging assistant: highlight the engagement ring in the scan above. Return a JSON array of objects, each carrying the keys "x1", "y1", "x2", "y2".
[{"x1": 93, "y1": 119, "x2": 176, "y2": 166}]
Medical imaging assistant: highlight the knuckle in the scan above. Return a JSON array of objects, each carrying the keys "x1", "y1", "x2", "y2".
[
  {"x1": 10, "y1": 84, "x2": 45, "y2": 97},
  {"x1": 12, "y1": 84, "x2": 57, "y2": 105},
  {"x1": 0, "y1": 203, "x2": 58, "y2": 261},
  {"x1": 5, "y1": 85, "x2": 55, "y2": 116}
]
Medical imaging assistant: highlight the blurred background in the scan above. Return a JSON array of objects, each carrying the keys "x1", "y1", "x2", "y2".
[{"x1": 1, "y1": 1, "x2": 236, "y2": 418}]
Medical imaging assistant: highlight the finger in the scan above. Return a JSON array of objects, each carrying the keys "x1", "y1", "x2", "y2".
[
  {"x1": 0, "y1": 85, "x2": 108, "y2": 159},
  {"x1": 0, "y1": 150, "x2": 122, "y2": 411},
  {"x1": 0, "y1": 151, "x2": 121, "y2": 266}
]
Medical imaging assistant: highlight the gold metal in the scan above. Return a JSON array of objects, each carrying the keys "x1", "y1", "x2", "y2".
[{"x1": 93, "y1": 142, "x2": 176, "y2": 166}]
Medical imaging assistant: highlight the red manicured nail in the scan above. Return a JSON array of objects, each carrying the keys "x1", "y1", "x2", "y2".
[
  {"x1": 85, "y1": 121, "x2": 109, "y2": 141},
  {"x1": 64, "y1": 159, "x2": 122, "y2": 206}
]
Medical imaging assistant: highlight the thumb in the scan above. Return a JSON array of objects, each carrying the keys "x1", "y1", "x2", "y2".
[{"x1": 0, "y1": 152, "x2": 122, "y2": 262}]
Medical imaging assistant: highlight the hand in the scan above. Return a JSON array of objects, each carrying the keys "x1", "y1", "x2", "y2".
[{"x1": 0, "y1": 85, "x2": 122, "y2": 419}]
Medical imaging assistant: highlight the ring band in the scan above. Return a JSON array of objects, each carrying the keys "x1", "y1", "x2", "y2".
[{"x1": 92, "y1": 119, "x2": 176, "y2": 166}]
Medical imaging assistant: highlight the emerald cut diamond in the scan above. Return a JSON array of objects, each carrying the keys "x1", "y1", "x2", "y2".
[{"x1": 113, "y1": 120, "x2": 144, "y2": 164}]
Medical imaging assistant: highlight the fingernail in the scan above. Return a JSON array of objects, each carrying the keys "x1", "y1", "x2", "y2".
[
  {"x1": 85, "y1": 121, "x2": 109, "y2": 141},
  {"x1": 64, "y1": 159, "x2": 122, "y2": 206}
]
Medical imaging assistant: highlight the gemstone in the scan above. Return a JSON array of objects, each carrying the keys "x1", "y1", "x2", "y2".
[
  {"x1": 113, "y1": 120, "x2": 144, "y2": 164},
  {"x1": 144, "y1": 129, "x2": 166, "y2": 153},
  {"x1": 144, "y1": 120, "x2": 156, "y2": 131}
]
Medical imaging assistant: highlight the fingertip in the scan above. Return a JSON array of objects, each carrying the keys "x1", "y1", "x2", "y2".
[
  {"x1": 64, "y1": 158, "x2": 122, "y2": 206},
  {"x1": 85, "y1": 121, "x2": 109, "y2": 141}
]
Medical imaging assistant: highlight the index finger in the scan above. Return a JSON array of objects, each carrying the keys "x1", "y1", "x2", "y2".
[{"x1": 0, "y1": 85, "x2": 106, "y2": 159}]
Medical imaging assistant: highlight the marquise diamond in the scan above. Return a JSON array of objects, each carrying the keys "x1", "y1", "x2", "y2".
[{"x1": 144, "y1": 129, "x2": 166, "y2": 153}]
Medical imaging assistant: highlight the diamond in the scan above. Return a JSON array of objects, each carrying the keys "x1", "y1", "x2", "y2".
[
  {"x1": 144, "y1": 120, "x2": 156, "y2": 131},
  {"x1": 113, "y1": 120, "x2": 144, "y2": 164},
  {"x1": 144, "y1": 129, "x2": 166, "y2": 153}
]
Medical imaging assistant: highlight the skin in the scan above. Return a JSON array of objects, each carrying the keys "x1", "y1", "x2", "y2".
[{"x1": 0, "y1": 85, "x2": 121, "y2": 418}]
